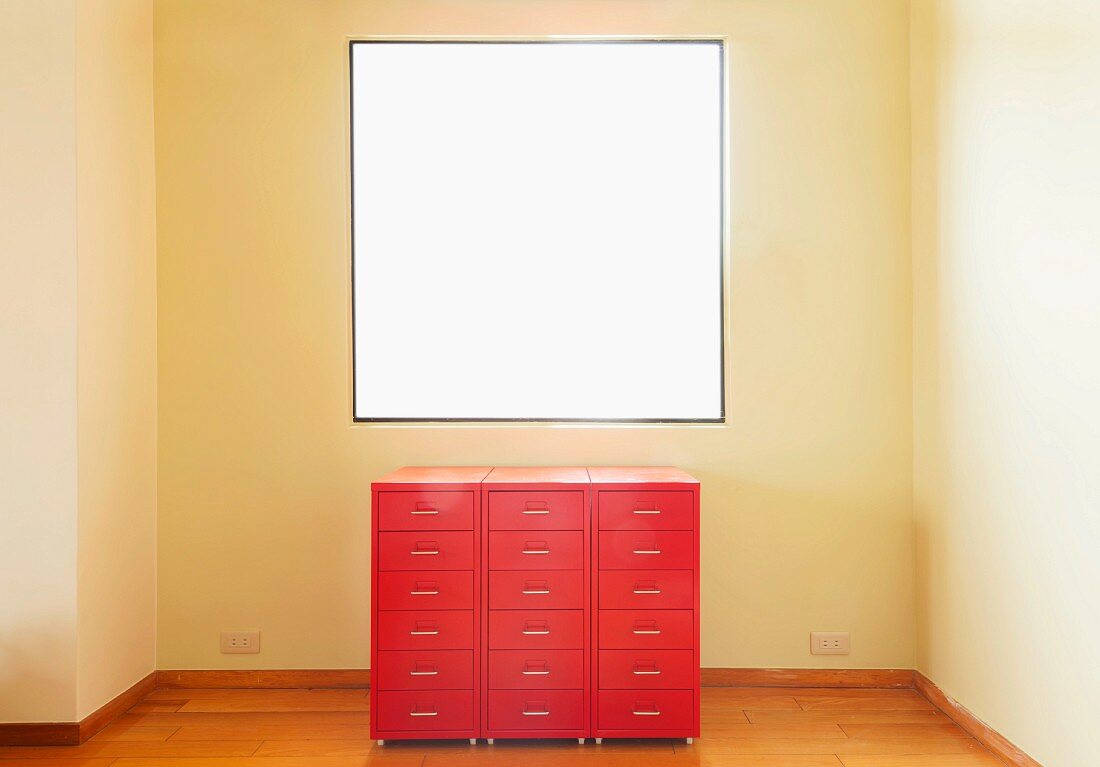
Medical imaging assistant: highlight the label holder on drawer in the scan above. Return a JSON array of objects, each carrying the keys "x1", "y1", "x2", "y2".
[
  {"x1": 523, "y1": 620, "x2": 550, "y2": 636},
  {"x1": 523, "y1": 579, "x2": 551, "y2": 595}
]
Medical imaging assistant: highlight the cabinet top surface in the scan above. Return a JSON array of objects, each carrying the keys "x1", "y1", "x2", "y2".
[
  {"x1": 484, "y1": 466, "x2": 590, "y2": 484},
  {"x1": 374, "y1": 466, "x2": 697, "y2": 485},
  {"x1": 587, "y1": 466, "x2": 698, "y2": 484},
  {"x1": 374, "y1": 466, "x2": 493, "y2": 484}
]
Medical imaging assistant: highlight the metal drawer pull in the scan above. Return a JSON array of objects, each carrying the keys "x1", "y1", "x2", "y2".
[
  {"x1": 522, "y1": 589, "x2": 551, "y2": 594},
  {"x1": 632, "y1": 549, "x2": 662, "y2": 555},
  {"x1": 633, "y1": 589, "x2": 661, "y2": 594},
  {"x1": 633, "y1": 670, "x2": 662, "y2": 675},
  {"x1": 633, "y1": 710, "x2": 661, "y2": 716},
  {"x1": 409, "y1": 711, "x2": 438, "y2": 717},
  {"x1": 633, "y1": 509, "x2": 661, "y2": 515},
  {"x1": 522, "y1": 629, "x2": 550, "y2": 635},
  {"x1": 409, "y1": 670, "x2": 439, "y2": 676},
  {"x1": 410, "y1": 630, "x2": 440, "y2": 635},
  {"x1": 521, "y1": 670, "x2": 551, "y2": 675},
  {"x1": 522, "y1": 509, "x2": 550, "y2": 515},
  {"x1": 410, "y1": 590, "x2": 439, "y2": 595},
  {"x1": 410, "y1": 510, "x2": 439, "y2": 515},
  {"x1": 410, "y1": 550, "x2": 439, "y2": 555},
  {"x1": 632, "y1": 629, "x2": 661, "y2": 635},
  {"x1": 523, "y1": 710, "x2": 551, "y2": 716},
  {"x1": 522, "y1": 549, "x2": 550, "y2": 555}
]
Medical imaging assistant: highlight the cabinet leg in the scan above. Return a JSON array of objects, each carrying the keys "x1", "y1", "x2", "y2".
[
  {"x1": 595, "y1": 738, "x2": 603, "y2": 745},
  {"x1": 487, "y1": 738, "x2": 494, "y2": 745},
  {"x1": 376, "y1": 740, "x2": 384, "y2": 746},
  {"x1": 469, "y1": 739, "x2": 477, "y2": 745},
  {"x1": 578, "y1": 738, "x2": 585, "y2": 744},
  {"x1": 686, "y1": 738, "x2": 693, "y2": 745}
]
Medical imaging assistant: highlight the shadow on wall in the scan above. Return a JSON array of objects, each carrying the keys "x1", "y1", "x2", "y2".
[{"x1": 0, "y1": 618, "x2": 74, "y2": 722}]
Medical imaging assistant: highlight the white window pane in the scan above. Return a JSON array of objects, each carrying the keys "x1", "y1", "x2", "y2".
[{"x1": 351, "y1": 41, "x2": 723, "y2": 421}]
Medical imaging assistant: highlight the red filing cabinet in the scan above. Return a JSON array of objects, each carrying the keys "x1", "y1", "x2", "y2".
[
  {"x1": 371, "y1": 466, "x2": 699, "y2": 745},
  {"x1": 481, "y1": 467, "x2": 591, "y2": 743},
  {"x1": 590, "y1": 466, "x2": 700, "y2": 744},
  {"x1": 371, "y1": 467, "x2": 491, "y2": 744}
]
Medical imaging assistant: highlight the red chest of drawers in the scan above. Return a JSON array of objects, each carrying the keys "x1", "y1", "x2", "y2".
[
  {"x1": 589, "y1": 467, "x2": 700, "y2": 743},
  {"x1": 371, "y1": 466, "x2": 699, "y2": 745},
  {"x1": 481, "y1": 467, "x2": 592, "y2": 743},
  {"x1": 371, "y1": 467, "x2": 491, "y2": 744}
]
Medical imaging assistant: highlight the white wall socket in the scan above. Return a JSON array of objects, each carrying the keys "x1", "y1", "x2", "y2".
[
  {"x1": 220, "y1": 630, "x2": 260, "y2": 654},
  {"x1": 811, "y1": 631, "x2": 850, "y2": 655}
]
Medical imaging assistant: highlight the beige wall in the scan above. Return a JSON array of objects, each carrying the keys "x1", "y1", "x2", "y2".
[
  {"x1": 75, "y1": 0, "x2": 158, "y2": 719},
  {"x1": 911, "y1": 1, "x2": 1100, "y2": 765},
  {"x1": 0, "y1": 0, "x2": 79, "y2": 723},
  {"x1": 0, "y1": 0, "x2": 156, "y2": 722},
  {"x1": 154, "y1": 0, "x2": 914, "y2": 670}
]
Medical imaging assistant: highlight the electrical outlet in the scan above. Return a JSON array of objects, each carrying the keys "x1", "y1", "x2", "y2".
[
  {"x1": 811, "y1": 631, "x2": 850, "y2": 655},
  {"x1": 220, "y1": 630, "x2": 260, "y2": 654}
]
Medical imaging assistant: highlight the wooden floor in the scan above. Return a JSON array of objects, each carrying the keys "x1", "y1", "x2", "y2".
[{"x1": 0, "y1": 686, "x2": 1003, "y2": 766}]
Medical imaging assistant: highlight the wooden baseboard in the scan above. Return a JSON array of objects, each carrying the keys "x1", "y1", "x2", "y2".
[
  {"x1": 156, "y1": 669, "x2": 372, "y2": 689},
  {"x1": 0, "y1": 722, "x2": 79, "y2": 747},
  {"x1": 0, "y1": 671, "x2": 155, "y2": 747},
  {"x1": 915, "y1": 671, "x2": 1043, "y2": 767},
  {"x1": 700, "y1": 667, "x2": 914, "y2": 688},
  {"x1": 79, "y1": 671, "x2": 157, "y2": 742},
  {"x1": 156, "y1": 667, "x2": 909, "y2": 690}
]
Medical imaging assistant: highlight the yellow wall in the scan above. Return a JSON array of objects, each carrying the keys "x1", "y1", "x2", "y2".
[
  {"x1": 154, "y1": 0, "x2": 915, "y2": 670},
  {"x1": 75, "y1": 0, "x2": 158, "y2": 719},
  {"x1": 911, "y1": 1, "x2": 1100, "y2": 765},
  {"x1": 0, "y1": 0, "x2": 79, "y2": 723}
]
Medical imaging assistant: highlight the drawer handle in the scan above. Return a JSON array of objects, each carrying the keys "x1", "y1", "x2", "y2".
[
  {"x1": 409, "y1": 630, "x2": 440, "y2": 636},
  {"x1": 633, "y1": 710, "x2": 661, "y2": 716},
  {"x1": 633, "y1": 509, "x2": 661, "y2": 515},
  {"x1": 521, "y1": 670, "x2": 551, "y2": 675},
  {"x1": 409, "y1": 711, "x2": 438, "y2": 717},
  {"x1": 633, "y1": 670, "x2": 662, "y2": 675},
  {"x1": 409, "y1": 509, "x2": 439, "y2": 515},
  {"x1": 410, "y1": 590, "x2": 439, "y2": 595},
  {"x1": 409, "y1": 670, "x2": 439, "y2": 676},
  {"x1": 521, "y1": 509, "x2": 550, "y2": 515},
  {"x1": 522, "y1": 629, "x2": 550, "y2": 635},
  {"x1": 632, "y1": 549, "x2": 662, "y2": 555},
  {"x1": 633, "y1": 589, "x2": 662, "y2": 595},
  {"x1": 522, "y1": 589, "x2": 551, "y2": 595},
  {"x1": 410, "y1": 550, "x2": 439, "y2": 556},
  {"x1": 522, "y1": 549, "x2": 550, "y2": 555},
  {"x1": 522, "y1": 710, "x2": 551, "y2": 716},
  {"x1": 632, "y1": 629, "x2": 661, "y2": 635}
]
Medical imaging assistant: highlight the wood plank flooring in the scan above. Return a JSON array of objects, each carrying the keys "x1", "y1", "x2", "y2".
[{"x1": 0, "y1": 687, "x2": 1002, "y2": 767}]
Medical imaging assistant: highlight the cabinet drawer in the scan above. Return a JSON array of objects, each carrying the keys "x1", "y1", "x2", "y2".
[
  {"x1": 599, "y1": 570, "x2": 693, "y2": 609},
  {"x1": 377, "y1": 531, "x2": 474, "y2": 571},
  {"x1": 488, "y1": 649, "x2": 583, "y2": 690},
  {"x1": 377, "y1": 571, "x2": 473, "y2": 610},
  {"x1": 597, "y1": 649, "x2": 694, "y2": 689},
  {"x1": 598, "y1": 610, "x2": 694, "y2": 650},
  {"x1": 598, "y1": 530, "x2": 694, "y2": 570},
  {"x1": 376, "y1": 690, "x2": 474, "y2": 732},
  {"x1": 377, "y1": 610, "x2": 473, "y2": 651},
  {"x1": 597, "y1": 690, "x2": 694, "y2": 731},
  {"x1": 489, "y1": 531, "x2": 583, "y2": 571},
  {"x1": 489, "y1": 609, "x2": 584, "y2": 650},
  {"x1": 488, "y1": 490, "x2": 584, "y2": 530},
  {"x1": 598, "y1": 491, "x2": 694, "y2": 531},
  {"x1": 489, "y1": 570, "x2": 584, "y2": 610},
  {"x1": 375, "y1": 650, "x2": 473, "y2": 690},
  {"x1": 487, "y1": 690, "x2": 584, "y2": 731},
  {"x1": 377, "y1": 491, "x2": 473, "y2": 531}
]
